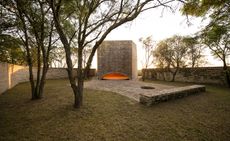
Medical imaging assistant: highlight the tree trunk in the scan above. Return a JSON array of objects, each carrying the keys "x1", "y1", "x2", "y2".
[
  {"x1": 142, "y1": 69, "x2": 146, "y2": 81},
  {"x1": 17, "y1": 6, "x2": 36, "y2": 100},
  {"x1": 75, "y1": 48, "x2": 84, "y2": 108},
  {"x1": 35, "y1": 45, "x2": 41, "y2": 99},
  {"x1": 162, "y1": 71, "x2": 166, "y2": 81},
  {"x1": 50, "y1": 1, "x2": 80, "y2": 108},
  {"x1": 76, "y1": 78, "x2": 83, "y2": 108},
  {"x1": 37, "y1": 63, "x2": 49, "y2": 98},
  {"x1": 225, "y1": 71, "x2": 230, "y2": 88},
  {"x1": 25, "y1": 35, "x2": 37, "y2": 100},
  {"x1": 171, "y1": 68, "x2": 178, "y2": 82},
  {"x1": 28, "y1": 62, "x2": 36, "y2": 100},
  {"x1": 223, "y1": 60, "x2": 230, "y2": 88}
]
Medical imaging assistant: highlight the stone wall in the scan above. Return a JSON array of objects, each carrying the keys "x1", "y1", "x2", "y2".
[
  {"x1": 140, "y1": 85, "x2": 206, "y2": 106},
  {"x1": 142, "y1": 67, "x2": 230, "y2": 86},
  {"x1": 97, "y1": 40, "x2": 137, "y2": 79},
  {"x1": 0, "y1": 62, "x2": 96, "y2": 94}
]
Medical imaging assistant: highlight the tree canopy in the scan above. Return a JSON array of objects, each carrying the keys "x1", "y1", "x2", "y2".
[
  {"x1": 1, "y1": 0, "x2": 58, "y2": 99},
  {"x1": 0, "y1": 34, "x2": 25, "y2": 65},
  {"x1": 181, "y1": 0, "x2": 230, "y2": 87},
  {"x1": 154, "y1": 35, "x2": 188, "y2": 81}
]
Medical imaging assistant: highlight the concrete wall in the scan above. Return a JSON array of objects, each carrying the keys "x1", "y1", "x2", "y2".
[
  {"x1": 97, "y1": 40, "x2": 137, "y2": 79},
  {"x1": 0, "y1": 62, "x2": 96, "y2": 94},
  {"x1": 142, "y1": 67, "x2": 230, "y2": 86},
  {"x1": 131, "y1": 41, "x2": 138, "y2": 80}
]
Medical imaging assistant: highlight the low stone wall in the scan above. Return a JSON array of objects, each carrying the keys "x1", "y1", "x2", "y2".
[
  {"x1": 0, "y1": 62, "x2": 96, "y2": 94},
  {"x1": 140, "y1": 85, "x2": 206, "y2": 106},
  {"x1": 142, "y1": 67, "x2": 229, "y2": 86}
]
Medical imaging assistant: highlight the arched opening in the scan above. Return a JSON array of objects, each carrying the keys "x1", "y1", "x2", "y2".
[{"x1": 102, "y1": 72, "x2": 129, "y2": 80}]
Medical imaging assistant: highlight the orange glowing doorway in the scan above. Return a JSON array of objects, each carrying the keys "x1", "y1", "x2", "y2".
[{"x1": 102, "y1": 72, "x2": 129, "y2": 80}]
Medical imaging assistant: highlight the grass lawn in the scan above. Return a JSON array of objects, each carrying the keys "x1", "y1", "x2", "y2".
[{"x1": 0, "y1": 79, "x2": 230, "y2": 141}]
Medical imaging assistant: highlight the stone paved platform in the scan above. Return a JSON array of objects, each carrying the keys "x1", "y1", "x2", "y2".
[
  {"x1": 84, "y1": 79, "x2": 175, "y2": 101},
  {"x1": 140, "y1": 85, "x2": 206, "y2": 106}
]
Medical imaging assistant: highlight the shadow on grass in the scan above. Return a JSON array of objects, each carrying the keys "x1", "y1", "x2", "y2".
[{"x1": 0, "y1": 79, "x2": 230, "y2": 141}]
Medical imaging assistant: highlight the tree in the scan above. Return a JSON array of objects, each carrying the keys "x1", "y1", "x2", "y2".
[
  {"x1": 0, "y1": 34, "x2": 26, "y2": 65},
  {"x1": 154, "y1": 35, "x2": 187, "y2": 81},
  {"x1": 49, "y1": 47, "x2": 66, "y2": 68},
  {"x1": 1, "y1": 0, "x2": 57, "y2": 99},
  {"x1": 139, "y1": 36, "x2": 155, "y2": 81},
  {"x1": 200, "y1": 24, "x2": 230, "y2": 87},
  {"x1": 181, "y1": 0, "x2": 230, "y2": 87},
  {"x1": 0, "y1": 2, "x2": 26, "y2": 65},
  {"x1": 82, "y1": 47, "x2": 92, "y2": 69},
  {"x1": 49, "y1": 0, "x2": 176, "y2": 108},
  {"x1": 183, "y1": 36, "x2": 205, "y2": 68},
  {"x1": 49, "y1": 47, "x2": 78, "y2": 68}
]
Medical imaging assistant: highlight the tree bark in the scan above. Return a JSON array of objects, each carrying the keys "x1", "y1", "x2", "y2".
[
  {"x1": 223, "y1": 59, "x2": 230, "y2": 88},
  {"x1": 38, "y1": 60, "x2": 49, "y2": 98},
  {"x1": 171, "y1": 68, "x2": 179, "y2": 82},
  {"x1": 142, "y1": 69, "x2": 146, "y2": 81},
  {"x1": 16, "y1": 4, "x2": 36, "y2": 100},
  {"x1": 35, "y1": 44, "x2": 41, "y2": 99},
  {"x1": 75, "y1": 48, "x2": 84, "y2": 108},
  {"x1": 50, "y1": 0, "x2": 80, "y2": 107},
  {"x1": 16, "y1": 0, "x2": 53, "y2": 100}
]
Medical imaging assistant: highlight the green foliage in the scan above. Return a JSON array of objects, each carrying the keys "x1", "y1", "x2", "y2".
[
  {"x1": 181, "y1": 0, "x2": 230, "y2": 69},
  {"x1": 154, "y1": 35, "x2": 188, "y2": 69},
  {"x1": 182, "y1": 0, "x2": 230, "y2": 87},
  {"x1": 181, "y1": 0, "x2": 229, "y2": 16},
  {"x1": 183, "y1": 36, "x2": 205, "y2": 67},
  {"x1": 203, "y1": 24, "x2": 227, "y2": 44},
  {"x1": 62, "y1": 20, "x2": 76, "y2": 39},
  {"x1": 181, "y1": 0, "x2": 207, "y2": 16},
  {"x1": 200, "y1": 24, "x2": 230, "y2": 63},
  {"x1": 0, "y1": 34, "x2": 26, "y2": 65}
]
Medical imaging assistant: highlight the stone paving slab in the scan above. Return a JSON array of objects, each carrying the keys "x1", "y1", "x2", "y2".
[{"x1": 84, "y1": 79, "x2": 175, "y2": 101}]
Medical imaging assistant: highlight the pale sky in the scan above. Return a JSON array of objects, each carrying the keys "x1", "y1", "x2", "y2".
[{"x1": 91, "y1": 6, "x2": 225, "y2": 69}]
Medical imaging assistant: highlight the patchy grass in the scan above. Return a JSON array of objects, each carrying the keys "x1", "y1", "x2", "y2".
[{"x1": 0, "y1": 79, "x2": 230, "y2": 141}]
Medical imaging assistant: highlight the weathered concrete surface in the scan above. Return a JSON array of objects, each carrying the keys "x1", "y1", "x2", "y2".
[
  {"x1": 97, "y1": 40, "x2": 137, "y2": 80},
  {"x1": 84, "y1": 79, "x2": 175, "y2": 101},
  {"x1": 140, "y1": 85, "x2": 206, "y2": 106}
]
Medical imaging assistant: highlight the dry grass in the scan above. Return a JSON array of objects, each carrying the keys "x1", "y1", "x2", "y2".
[{"x1": 0, "y1": 79, "x2": 230, "y2": 141}]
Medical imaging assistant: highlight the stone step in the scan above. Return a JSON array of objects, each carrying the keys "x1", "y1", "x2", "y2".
[{"x1": 139, "y1": 85, "x2": 206, "y2": 106}]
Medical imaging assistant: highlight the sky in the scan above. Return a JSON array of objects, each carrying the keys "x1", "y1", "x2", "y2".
[{"x1": 91, "y1": 5, "x2": 225, "y2": 69}]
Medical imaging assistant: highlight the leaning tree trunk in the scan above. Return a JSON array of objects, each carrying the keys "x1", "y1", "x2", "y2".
[
  {"x1": 37, "y1": 61, "x2": 49, "y2": 98},
  {"x1": 171, "y1": 68, "x2": 179, "y2": 82},
  {"x1": 17, "y1": 8, "x2": 36, "y2": 100},
  {"x1": 50, "y1": 1, "x2": 81, "y2": 108}
]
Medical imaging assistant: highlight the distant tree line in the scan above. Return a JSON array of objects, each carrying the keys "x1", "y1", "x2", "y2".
[
  {"x1": 140, "y1": 0, "x2": 230, "y2": 87},
  {"x1": 141, "y1": 35, "x2": 205, "y2": 81}
]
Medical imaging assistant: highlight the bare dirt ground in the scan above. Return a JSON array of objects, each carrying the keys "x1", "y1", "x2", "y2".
[{"x1": 84, "y1": 79, "x2": 176, "y2": 101}]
